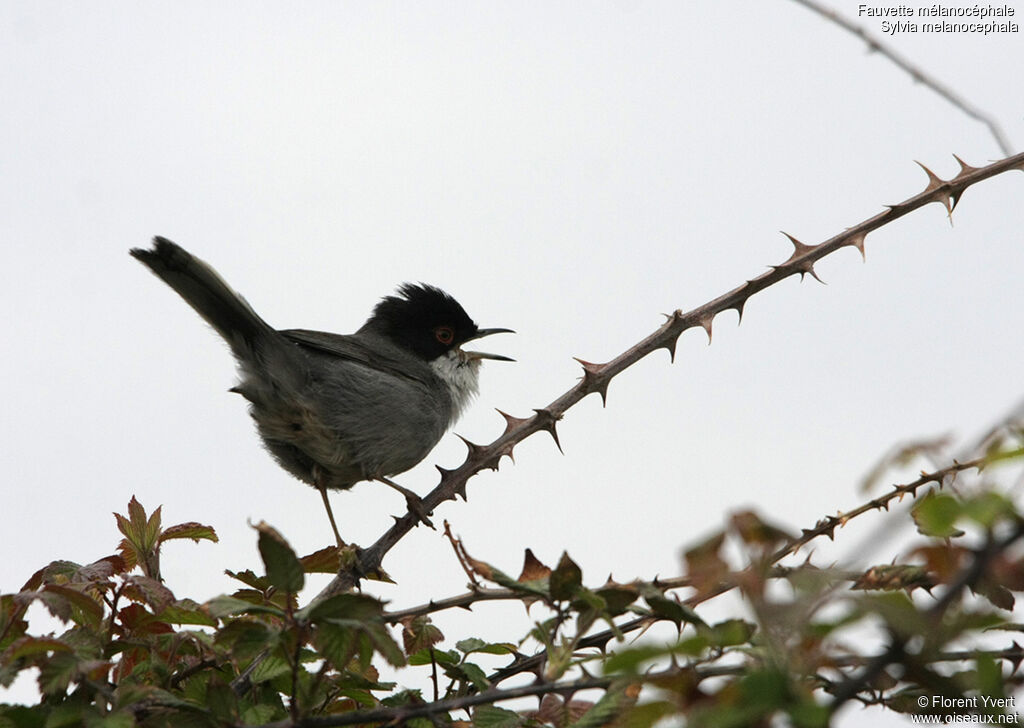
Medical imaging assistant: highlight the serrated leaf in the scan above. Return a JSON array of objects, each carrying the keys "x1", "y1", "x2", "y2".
[
  {"x1": 40, "y1": 585, "x2": 104, "y2": 629},
  {"x1": 156, "y1": 598, "x2": 217, "y2": 627},
  {"x1": 76, "y1": 555, "x2": 126, "y2": 581},
  {"x1": 456, "y1": 638, "x2": 517, "y2": 656},
  {"x1": 1, "y1": 636, "x2": 73, "y2": 661},
  {"x1": 300, "y1": 593, "x2": 386, "y2": 622},
  {"x1": 159, "y1": 521, "x2": 218, "y2": 544},
  {"x1": 455, "y1": 661, "x2": 490, "y2": 691},
  {"x1": 225, "y1": 569, "x2": 272, "y2": 591},
  {"x1": 254, "y1": 522, "x2": 304, "y2": 593},
  {"x1": 123, "y1": 575, "x2": 175, "y2": 613},
  {"x1": 365, "y1": 624, "x2": 405, "y2": 667},
  {"x1": 247, "y1": 651, "x2": 291, "y2": 685},
  {"x1": 206, "y1": 595, "x2": 284, "y2": 619},
  {"x1": 550, "y1": 552, "x2": 583, "y2": 601},
  {"x1": 401, "y1": 615, "x2": 443, "y2": 655},
  {"x1": 36, "y1": 651, "x2": 78, "y2": 696}
]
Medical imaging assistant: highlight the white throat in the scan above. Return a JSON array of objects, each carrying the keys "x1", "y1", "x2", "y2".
[{"x1": 430, "y1": 349, "x2": 481, "y2": 423}]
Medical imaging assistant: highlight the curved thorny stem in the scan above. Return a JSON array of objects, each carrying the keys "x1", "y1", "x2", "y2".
[{"x1": 311, "y1": 151, "x2": 1024, "y2": 600}]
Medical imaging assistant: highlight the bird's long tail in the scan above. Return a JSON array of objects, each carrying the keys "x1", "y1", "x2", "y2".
[{"x1": 130, "y1": 236, "x2": 275, "y2": 357}]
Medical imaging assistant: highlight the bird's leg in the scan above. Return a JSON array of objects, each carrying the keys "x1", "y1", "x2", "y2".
[
  {"x1": 374, "y1": 476, "x2": 434, "y2": 529},
  {"x1": 313, "y1": 465, "x2": 346, "y2": 549}
]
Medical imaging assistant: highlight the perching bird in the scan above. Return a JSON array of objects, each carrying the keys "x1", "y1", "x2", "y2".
[{"x1": 131, "y1": 237, "x2": 513, "y2": 545}]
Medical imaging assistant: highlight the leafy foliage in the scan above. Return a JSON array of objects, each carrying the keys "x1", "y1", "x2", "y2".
[{"x1": 3, "y1": 436, "x2": 1024, "y2": 728}]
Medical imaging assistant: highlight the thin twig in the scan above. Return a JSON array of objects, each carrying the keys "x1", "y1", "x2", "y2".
[
  {"x1": 827, "y1": 523, "x2": 1024, "y2": 710},
  {"x1": 789, "y1": 0, "x2": 1014, "y2": 155}
]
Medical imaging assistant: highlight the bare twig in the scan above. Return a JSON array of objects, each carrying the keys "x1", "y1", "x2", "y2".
[{"x1": 789, "y1": 0, "x2": 1014, "y2": 155}]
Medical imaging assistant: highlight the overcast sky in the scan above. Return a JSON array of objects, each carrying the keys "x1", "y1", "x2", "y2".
[{"x1": 2, "y1": 2, "x2": 1022, "y2": 721}]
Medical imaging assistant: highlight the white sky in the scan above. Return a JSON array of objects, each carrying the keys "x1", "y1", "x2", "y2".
[{"x1": 2, "y1": 2, "x2": 1023, "y2": 722}]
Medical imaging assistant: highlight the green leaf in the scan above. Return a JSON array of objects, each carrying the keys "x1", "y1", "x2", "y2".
[
  {"x1": 205, "y1": 595, "x2": 284, "y2": 619},
  {"x1": 254, "y1": 522, "x2": 304, "y2": 593},
  {"x1": 595, "y1": 584, "x2": 639, "y2": 616},
  {"x1": 472, "y1": 704, "x2": 524, "y2": 728},
  {"x1": 247, "y1": 651, "x2": 291, "y2": 685},
  {"x1": 550, "y1": 552, "x2": 583, "y2": 601},
  {"x1": 912, "y1": 492, "x2": 965, "y2": 538},
  {"x1": 571, "y1": 683, "x2": 631, "y2": 728},
  {"x1": 963, "y1": 492, "x2": 1016, "y2": 528},
  {"x1": 300, "y1": 593, "x2": 386, "y2": 622},
  {"x1": 708, "y1": 619, "x2": 756, "y2": 647},
  {"x1": 639, "y1": 585, "x2": 705, "y2": 628},
  {"x1": 365, "y1": 624, "x2": 406, "y2": 667},
  {"x1": 975, "y1": 652, "x2": 1004, "y2": 699},
  {"x1": 155, "y1": 598, "x2": 217, "y2": 627},
  {"x1": 36, "y1": 651, "x2": 78, "y2": 696},
  {"x1": 409, "y1": 648, "x2": 459, "y2": 666},
  {"x1": 615, "y1": 701, "x2": 675, "y2": 728},
  {"x1": 456, "y1": 638, "x2": 517, "y2": 656},
  {"x1": 2, "y1": 636, "x2": 73, "y2": 661}
]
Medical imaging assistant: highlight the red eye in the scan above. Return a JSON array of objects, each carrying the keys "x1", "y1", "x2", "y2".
[{"x1": 434, "y1": 326, "x2": 454, "y2": 344}]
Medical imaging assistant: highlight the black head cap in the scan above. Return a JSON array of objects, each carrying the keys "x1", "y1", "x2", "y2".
[{"x1": 365, "y1": 283, "x2": 481, "y2": 360}]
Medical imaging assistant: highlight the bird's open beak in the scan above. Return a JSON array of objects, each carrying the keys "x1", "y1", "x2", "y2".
[{"x1": 463, "y1": 327, "x2": 515, "y2": 362}]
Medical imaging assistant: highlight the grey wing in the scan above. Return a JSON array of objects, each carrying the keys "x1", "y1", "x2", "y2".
[
  {"x1": 280, "y1": 329, "x2": 453, "y2": 477},
  {"x1": 281, "y1": 329, "x2": 433, "y2": 386}
]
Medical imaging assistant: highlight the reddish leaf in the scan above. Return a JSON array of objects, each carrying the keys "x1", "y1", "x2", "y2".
[
  {"x1": 159, "y1": 522, "x2": 218, "y2": 544},
  {"x1": 518, "y1": 549, "x2": 551, "y2": 582}
]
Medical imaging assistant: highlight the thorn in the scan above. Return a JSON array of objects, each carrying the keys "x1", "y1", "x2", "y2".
[
  {"x1": 662, "y1": 334, "x2": 680, "y2": 362},
  {"x1": 699, "y1": 314, "x2": 713, "y2": 344},
  {"x1": 574, "y1": 357, "x2": 609, "y2": 406},
  {"x1": 496, "y1": 409, "x2": 531, "y2": 437},
  {"x1": 780, "y1": 232, "x2": 817, "y2": 260},
  {"x1": 498, "y1": 443, "x2": 515, "y2": 464},
  {"x1": 952, "y1": 154, "x2": 980, "y2": 178},
  {"x1": 915, "y1": 161, "x2": 956, "y2": 217},
  {"x1": 454, "y1": 434, "x2": 485, "y2": 458},
  {"x1": 533, "y1": 408, "x2": 564, "y2": 454},
  {"x1": 774, "y1": 233, "x2": 825, "y2": 284},
  {"x1": 847, "y1": 233, "x2": 867, "y2": 261},
  {"x1": 732, "y1": 298, "x2": 746, "y2": 325},
  {"x1": 915, "y1": 160, "x2": 945, "y2": 192}
]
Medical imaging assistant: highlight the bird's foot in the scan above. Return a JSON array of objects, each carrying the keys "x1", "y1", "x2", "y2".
[{"x1": 376, "y1": 477, "x2": 435, "y2": 529}]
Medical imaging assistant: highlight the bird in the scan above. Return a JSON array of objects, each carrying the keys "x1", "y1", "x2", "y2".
[{"x1": 130, "y1": 237, "x2": 513, "y2": 546}]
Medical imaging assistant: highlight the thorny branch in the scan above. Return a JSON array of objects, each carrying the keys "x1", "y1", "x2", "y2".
[
  {"x1": 789, "y1": 0, "x2": 1014, "y2": 156},
  {"x1": 473, "y1": 447, "x2": 1024, "y2": 688},
  {"x1": 826, "y1": 522, "x2": 1024, "y2": 712},
  {"x1": 244, "y1": 642, "x2": 1024, "y2": 727},
  {"x1": 317, "y1": 151, "x2": 1024, "y2": 599}
]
